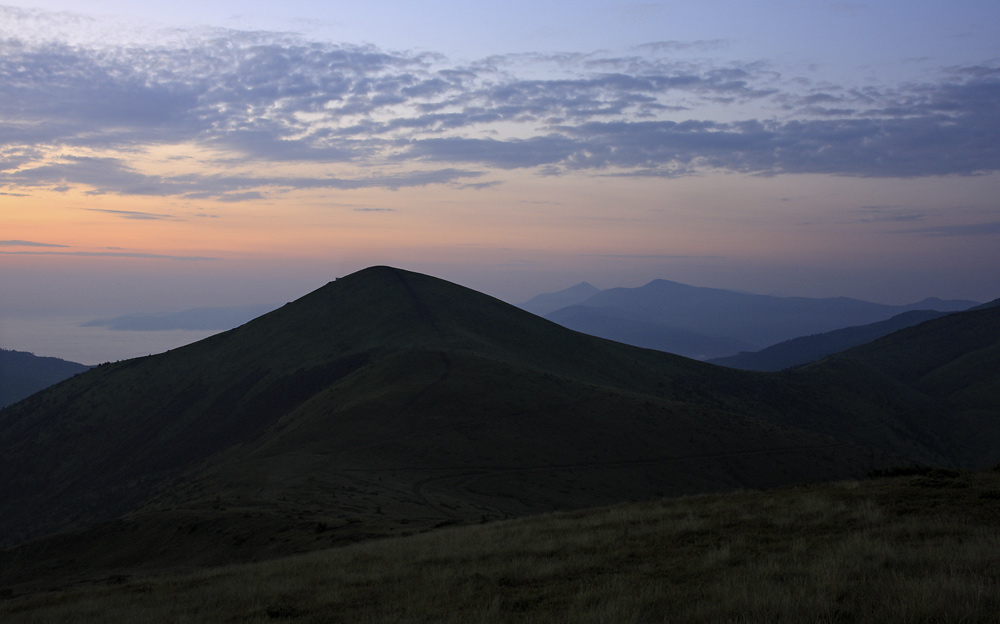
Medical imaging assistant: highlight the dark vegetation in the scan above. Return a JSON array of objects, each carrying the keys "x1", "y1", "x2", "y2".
[{"x1": 1, "y1": 267, "x2": 997, "y2": 618}]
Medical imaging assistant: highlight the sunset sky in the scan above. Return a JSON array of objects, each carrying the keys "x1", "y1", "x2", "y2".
[{"x1": 2, "y1": 1, "x2": 999, "y2": 361}]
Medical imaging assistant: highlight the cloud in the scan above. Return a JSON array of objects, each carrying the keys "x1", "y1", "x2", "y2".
[
  {"x1": 893, "y1": 222, "x2": 1000, "y2": 236},
  {"x1": 85, "y1": 208, "x2": 179, "y2": 221},
  {"x1": 0, "y1": 250, "x2": 220, "y2": 260},
  {"x1": 852, "y1": 206, "x2": 926, "y2": 223},
  {"x1": 635, "y1": 40, "x2": 728, "y2": 54},
  {"x1": 0, "y1": 239, "x2": 69, "y2": 247},
  {"x1": 582, "y1": 253, "x2": 724, "y2": 259},
  {"x1": 1, "y1": 11, "x2": 999, "y2": 200},
  {"x1": 1, "y1": 154, "x2": 482, "y2": 198}
]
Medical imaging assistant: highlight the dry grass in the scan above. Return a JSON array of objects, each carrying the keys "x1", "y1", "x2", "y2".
[{"x1": 5, "y1": 469, "x2": 1000, "y2": 623}]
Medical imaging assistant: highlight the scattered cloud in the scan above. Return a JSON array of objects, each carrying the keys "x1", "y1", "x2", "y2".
[
  {"x1": 635, "y1": 40, "x2": 728, "y2": 54},
  {"x1": 85, "y1": 208, "x2": 179, "y2": 221},
  {"x1": 0, "y1": 12, "x2": 998, "y2": 200},
  {"x1": 0, "y1": 239, "x2": 69, "y2": 247},
  {"x1": 583, "y1": 253, "x2": 724, "y2": 259},
  {"x1": 852, "y1": 206, "x2": 926, "y2": 223},
  {"x1": 893, "y1": 222, "x2": 1000, "y2": 236},
  {"x1": 353, "y1": 207, "x2": 396, "y2": 212},
  {"x1": 0, "y1": 250, "x2": 220, "y2": 260}
]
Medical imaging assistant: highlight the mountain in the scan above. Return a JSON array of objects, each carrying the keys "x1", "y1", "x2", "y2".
[
  {"x1": 0, "y1": 267, "x2": 996, "y2": 594},
  {"x1": 1, "y1": 267, "x2": 868, "y2": 547},
  {"x1": 708, "y1": 309, "x2": 950, "y2": 371},
  {"x1": 541, "y1": 279, "x2": 978, "y2": 358},
  {"x1": 82, "y1": 303, "x2": 280, "y2": 331},
  {"x1": 518, "y1": 281, "x2": 601, "y2": 316},
  {"x1": 0, "y1": 348, "x2": 89, "y2": 409}
]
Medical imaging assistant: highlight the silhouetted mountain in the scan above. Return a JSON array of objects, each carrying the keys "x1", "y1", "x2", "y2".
[
  {"x1": 0, "y1": 349, "x2": 89, "y2": 408},
  {"x1": 542, "y1": 279, "x2": 978, "y2": 358},
  {"x1": 708, "y1": 310, "x2": 950, "y2": 371},
  {"x1": 518, "y1": 282, "x2": 600, "y2": 315},
  {"x1": 82, "y1": 303, "x2": 280, "y2": 331},
  {"x1": 4, "y1": 267, "x2": 867, "y2": 548},
  {"x1": 1, "y1": 267, "x2": 996, "y2": 594}
]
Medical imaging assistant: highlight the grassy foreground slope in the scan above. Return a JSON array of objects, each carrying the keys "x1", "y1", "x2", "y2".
[{"x1": 4, "y1": 468, "x2": 999, "y2": 623}]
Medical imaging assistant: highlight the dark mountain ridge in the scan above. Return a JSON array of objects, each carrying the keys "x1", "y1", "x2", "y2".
[{"x1": 708, "y1": 309, "x2": 951, "y2": 371}]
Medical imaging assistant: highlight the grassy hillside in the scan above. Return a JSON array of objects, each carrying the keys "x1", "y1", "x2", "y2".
[{"x1": 4, "y1": 468, "x2": 999, "y2": 622}]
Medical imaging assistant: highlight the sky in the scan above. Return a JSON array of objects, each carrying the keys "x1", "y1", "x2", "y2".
[{"x1": 2, "y1": 1, "x2": 999, "y2": 361}]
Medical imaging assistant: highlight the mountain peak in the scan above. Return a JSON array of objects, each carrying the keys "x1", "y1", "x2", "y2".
[{"x1": 518, "y1": 281, "x2": 601, "y2": 316}]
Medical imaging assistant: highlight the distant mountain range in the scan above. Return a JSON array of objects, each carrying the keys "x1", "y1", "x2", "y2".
[
  {"x1": 1, "y1": 267, "x2": 997, "y2": 595},
  {"x1": 0, "y1": 349, "x2": 89, "y2": 409},
  {"x1": 521, "y1": 280, "x2": 978, "y2": 359}
]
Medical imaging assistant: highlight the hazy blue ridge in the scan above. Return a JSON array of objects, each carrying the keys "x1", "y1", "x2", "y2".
[
  {"x1": 707, "y1": 309, "x2": 950, "y2": 371},
  {"x1": 518, "y1": 282, "x2": 601, "y2": 316},
  {"x1": 0, "y1": 349, "x2": 90, "y2": 409},
  {"x1": 541, "y1": 278, "x2": 980, "y2": 356}
]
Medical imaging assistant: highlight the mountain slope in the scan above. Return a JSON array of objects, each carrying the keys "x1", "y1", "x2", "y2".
[
  {"x1": 0, "y1": 348, "x2": 89, "y2": 408},
  {"x1": 708, "y1": 309, "x2": 950, "y2": 371}
]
